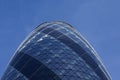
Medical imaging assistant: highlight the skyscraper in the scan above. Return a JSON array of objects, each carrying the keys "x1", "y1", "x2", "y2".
[{"x1": 1, "y1": 21, "x2": 111, "y2": 80}]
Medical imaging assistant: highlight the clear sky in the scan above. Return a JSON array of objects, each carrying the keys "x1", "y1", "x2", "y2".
[{"x1": 0, "y1": 0, "x2": 120, "y2": 79}]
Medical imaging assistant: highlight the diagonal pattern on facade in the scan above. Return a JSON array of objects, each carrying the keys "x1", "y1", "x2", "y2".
[{"x1": 1, "y1": 21, "x2": 111, "y2": 80}]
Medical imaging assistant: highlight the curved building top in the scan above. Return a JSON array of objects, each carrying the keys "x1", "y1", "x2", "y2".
[
  {"x1": 17, "y1": 21, "x2": 111, "y2": 80},
  {"x1": 1, "y1": 21, "x2": 111, "y2": 80}
]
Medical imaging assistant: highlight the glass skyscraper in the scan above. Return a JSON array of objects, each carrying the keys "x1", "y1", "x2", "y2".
[{"x1": 1, "y1": 21, "x2": 111, "y2": 80}]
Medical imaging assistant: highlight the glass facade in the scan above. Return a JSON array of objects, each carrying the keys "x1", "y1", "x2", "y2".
[{"x1": 1, "y1": 21, "x2": 111, "y2": 80}]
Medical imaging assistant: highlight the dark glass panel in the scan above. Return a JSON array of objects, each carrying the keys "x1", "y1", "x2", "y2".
[{"x1": 11, "y1": 52, "x2": 61, "y2": 80}]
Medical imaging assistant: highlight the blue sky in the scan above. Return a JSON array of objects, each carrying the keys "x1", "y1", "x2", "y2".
[{"x1": 0, "y1": 0, "x2": 120, "y2": 79}]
